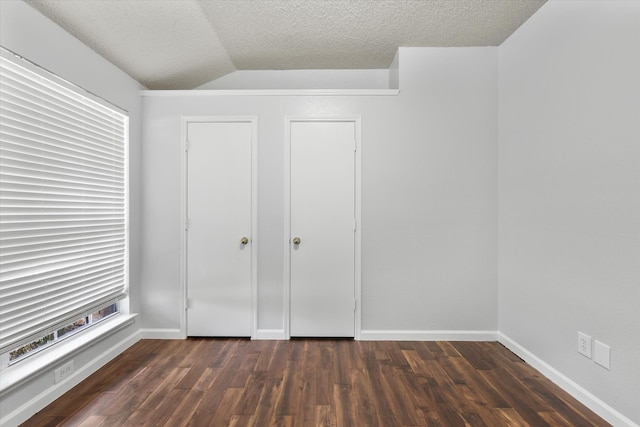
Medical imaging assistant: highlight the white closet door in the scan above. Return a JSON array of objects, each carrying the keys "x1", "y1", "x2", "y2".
[
  {"x1": 290, "y1": 120, "x2": 356, "y2": 337},
  {"x1": 187, "y1": 121, "x2": 252, "y2": 336}
]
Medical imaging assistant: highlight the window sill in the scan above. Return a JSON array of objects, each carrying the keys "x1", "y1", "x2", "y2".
[{"x1": 0, "y1": 313, "x2": 138, "y2": 397}]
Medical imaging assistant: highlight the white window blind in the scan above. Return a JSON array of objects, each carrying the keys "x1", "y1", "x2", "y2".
[{"x1": 0, "y1": 48, "x2": 128, "y2": 355}]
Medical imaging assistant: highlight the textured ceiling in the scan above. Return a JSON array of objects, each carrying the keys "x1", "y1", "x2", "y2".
[{"x1": 25, "y1": 0, "x2": 546, "y2": 90}]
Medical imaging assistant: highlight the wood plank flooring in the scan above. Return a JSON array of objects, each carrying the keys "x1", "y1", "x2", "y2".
[{"x1": 22, "y1": 339, "x2": 609, "y2": 426}]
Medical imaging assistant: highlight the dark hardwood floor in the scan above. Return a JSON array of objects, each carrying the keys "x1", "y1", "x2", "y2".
[{"x1": 22, "y1": 339, "x2": 609, "y2": 426}]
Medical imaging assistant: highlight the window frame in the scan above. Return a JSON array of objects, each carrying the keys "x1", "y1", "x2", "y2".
[{"x1": 0, "y1": 47, "x2": 129, "y2": 367}]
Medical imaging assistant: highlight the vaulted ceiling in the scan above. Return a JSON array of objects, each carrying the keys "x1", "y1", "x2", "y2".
[{"x1": 25, "y1": 0, "x2": 546, "y2": 90}]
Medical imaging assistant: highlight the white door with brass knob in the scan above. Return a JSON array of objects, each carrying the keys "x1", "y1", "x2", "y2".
[
  {"x1": 186, "y1": 120, "x2": 255, "y2": 337},
  {"x1": 289, "y1": 119, "x2": 358, "y2": 337}
]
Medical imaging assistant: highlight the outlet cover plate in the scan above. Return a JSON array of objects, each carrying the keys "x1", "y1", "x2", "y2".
[
  {"x1": 577, "y1": 332, "x2": 592, "y2": 359},
  {"x1": 54, "y1": 360, "x2": 74, "y2": 384},
  {"x1": 593, "y1": 340, "x2": 611, "y2": 370}
]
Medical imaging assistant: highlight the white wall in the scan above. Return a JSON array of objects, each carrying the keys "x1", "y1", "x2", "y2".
[
  {"x1": 196, "y1": 69, "x2": 389, "y2": 90},
  {"x1": 140, "y1": 47, "x2": 498, "y2": 338},
  {"x1": 365, "y1": 48, "x2": 498, "y2": 334},
  {"x1": 0, "y1": 1, "x2": 143, "y2": 425},
  {"x1": 388, "y1": 50, "x2": 399, "y2": 90},
  {"x1": 498, "y1": 1, "x2": 640, "y2": 425}
]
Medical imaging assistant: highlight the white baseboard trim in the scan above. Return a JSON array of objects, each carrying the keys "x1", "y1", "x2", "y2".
[
  {"x1": 139, "y1": 328, "x2": 185, "y2": 339},
  {"x1": 498, "y1": 332, "x2": 638, "y2": 427},
  {"x1": 254, "y1": 329, "x2": 287, "y2": 340},
  {"x1": 359, "y1": 330, "x2": 498, "y2": 341},
  {"x1": 139, "y1": 328, "x2": 288, "y2": 340},
  {"x1": 1, "y1": 327, "x2": 140, "y2": 427}
]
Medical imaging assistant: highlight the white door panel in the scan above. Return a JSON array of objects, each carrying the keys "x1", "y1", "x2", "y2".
[
  {"x1": 187, "y1": 121, "x2": 252, "y2": 336},
  {"x1": 290, "y1": 121, "x2": 356, "y2": 337}
]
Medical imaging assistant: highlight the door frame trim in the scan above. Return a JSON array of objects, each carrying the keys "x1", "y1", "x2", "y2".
[
  {"x1": 180, "y1": 116, "x2": 258, "y2": 339},
  {"x1": 284, "y1": 116, "x2": 362, "y2": 340}
]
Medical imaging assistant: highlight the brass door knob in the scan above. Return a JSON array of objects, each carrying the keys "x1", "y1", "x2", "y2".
[
  {"x1": 241, "y1": 237, "x2": 249, "y2": 245},
  {"x1": 292, "y1": 237, "x2": 301, "y2": 245}
]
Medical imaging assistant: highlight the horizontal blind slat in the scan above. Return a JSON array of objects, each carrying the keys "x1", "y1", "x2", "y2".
[
  {"x1": 1, "y1": 258, "x2": 125, "y2": 294},
  {"x1": 1, "y1": 113, "x2": 125, "y2": 157},
  {"x1": 0, "y1": 227, "x2": 125, "y2": 244},
  {"x1": 1, "y1": 274, "x2": 124, "y2": 318},
  {"x1": 1, "y1": 271, "x2": 124, "y2": 314},
  {"x1": 1, "y1": 157, "x2": 125, "y2": 186},
  {"x1": 0, "y1": 59, "x2": 125, "y2": 127},
  {"x1": 1, "y1": 64, "x2": 126, "y2": 134},
  {"x1": 1, "y1": 248, "x2": 126, "y2": 281},
  {"x1": 0, "y1": 80, "x2": 126, "y2": 140},
  {"x1": 0, "y1": 244, "x2": 126, "y2": 272},
  {"x1": 2, "y1": 136, "x2": 124, "y2": 171}
]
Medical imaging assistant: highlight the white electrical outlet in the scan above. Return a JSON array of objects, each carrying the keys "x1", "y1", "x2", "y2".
[
  {"x1": 54, "y1": 360, "x2": 74, "y2": 384},
  {"x1": 577, "y1": 332, "x2": 592, "y2": 358},
  {"x1": 593, "y1": 340, "x2": 611, "y2": 370}
]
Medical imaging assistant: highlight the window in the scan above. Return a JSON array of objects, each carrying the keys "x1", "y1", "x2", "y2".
[
  {"x1": 0, "y1": 47, "x2": 128, "y2": 366},
  {"x1": 8, "y1": 303, "x2": 118, "y2": 363}
]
